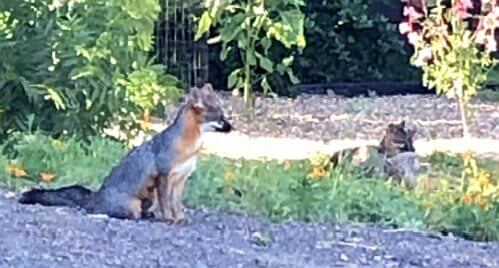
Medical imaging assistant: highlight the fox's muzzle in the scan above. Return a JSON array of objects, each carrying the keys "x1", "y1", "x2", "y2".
[{"x1": 215, "y1": 117, "x2": 232, "y2": 133}]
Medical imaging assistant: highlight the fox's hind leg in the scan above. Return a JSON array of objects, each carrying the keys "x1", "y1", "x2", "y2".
[{"x1": 128, "y1": 197, "x2": 142, "y2": 220}]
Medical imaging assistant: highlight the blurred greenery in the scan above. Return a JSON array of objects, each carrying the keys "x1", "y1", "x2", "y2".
[{"x1": 0, "y1": 0, "x2": 182, "y2": 140}]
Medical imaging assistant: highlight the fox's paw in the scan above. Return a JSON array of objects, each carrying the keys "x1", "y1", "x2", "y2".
[
  {"x1": 162, "y1": 216, "x2": 176, "y2": 224},
  {"x1": 163, "y1": 215, "x2": 190, "y2": 225},
  {"x1": 174, "y1": 215, "x2": 190, "y2": 225}
]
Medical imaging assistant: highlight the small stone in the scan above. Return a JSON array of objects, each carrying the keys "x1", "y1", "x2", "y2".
[{"x1": 340, "y1": 254, "x2": 349, "y2": 262}]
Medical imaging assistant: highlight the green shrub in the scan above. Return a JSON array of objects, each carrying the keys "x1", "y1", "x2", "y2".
[
  {"x1": 186, "y1": 153, "x2": 498, "y2": 241},
  {"x1": 0, "y1": 0, "x2": 181, "y2": 139},
  {"x1": 207, "y1": 0, "x2": 420, "y2": 95},
  {"x1": 186, "y1": 156, "x2": 424, "y2": 226},
  {"x1": 1, "y1": 131, "x2": 126, "y2": 189}
]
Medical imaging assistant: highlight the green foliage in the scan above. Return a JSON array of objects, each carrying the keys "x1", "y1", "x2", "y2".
[
  {"x1": 196, "y1": 0, "x2": 306, "y2": 106},
  {"x1": 0, "y1": 0, "x2": 181, "y2": 139},
  {"x1": 119, "y1": 65, "x2": 182, "y2": 113},
  {"x1": 1, "y1": 131, "x2": 126, "y2": 190},
  {"x1": 421, "y1": 152, "x2": 499, "y2": 241},
  {"x1": 420, "y1": 12, "x2": 493, "y2": 100},
  {"x1": 296, "y1": 0, "x2": 418, "y2": 83},
  {"x1": 207, "y1": 0, "x2": 419, "y2": 95},
  {"x1": 184, "y1": 156, "x2": 425, "y2": 225},
  {"x1": 185, "y1": 153, "x2": 498, "y2": 241}
]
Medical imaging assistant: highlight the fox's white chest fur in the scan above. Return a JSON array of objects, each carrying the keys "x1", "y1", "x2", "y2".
[
  {"x1": 171, "y1": 156, "x2": 197, "y2": 178},
  {"x1": 171, "y1": 134, "x2": 203, "y2": 178}
]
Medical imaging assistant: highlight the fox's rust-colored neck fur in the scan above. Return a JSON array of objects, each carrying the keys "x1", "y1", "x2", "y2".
[{"x1": 174, "y1": 106, "x2": 204, "y2": 162}]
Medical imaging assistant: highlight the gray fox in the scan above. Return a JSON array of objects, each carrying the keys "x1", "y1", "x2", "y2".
[
  {"x1": 330, "y1": 120, "x2": 416, "y2": 166},
  {"x1": 19, "y1": 83, "x2": 232, "y2": 223},
  {"x1": 329, "y1": 120, "x2": 424, "y2": 188}
]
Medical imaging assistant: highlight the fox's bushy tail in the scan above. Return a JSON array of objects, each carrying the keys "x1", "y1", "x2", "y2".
[{"x1": 19, "y1": 185, "x2": 94, "y2": 208}]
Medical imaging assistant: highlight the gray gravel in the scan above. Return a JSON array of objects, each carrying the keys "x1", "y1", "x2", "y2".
[
  {"x1": 1, "y1": 189, "x2": 498, "y2": 267},
  {"x1": 162, "y1": 93, "x2": 499, "y2": 141}
]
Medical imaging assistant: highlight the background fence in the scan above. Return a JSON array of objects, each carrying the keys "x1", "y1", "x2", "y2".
[{"x1": 154, "y1": 0, "x2": 208, "y2": 88}]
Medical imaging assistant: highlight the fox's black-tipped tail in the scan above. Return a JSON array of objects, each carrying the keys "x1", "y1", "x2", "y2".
[{"x1": 19, "y1": 185, "x2": 93, "y2": 209}]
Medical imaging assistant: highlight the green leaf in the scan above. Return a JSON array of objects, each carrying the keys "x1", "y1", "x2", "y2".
[
  {"x1": 282, "y1": 55, "x2": 294, "y2": 67},
  {"x1": 45, "y1": 87, "x2": 66, "y2": 110},
  {"x1": 195, "y1": 12, "x2": 212, "y2": 40},
  {"x1": 276, "y1": 63, "x2": 285, "y2": 75},
  {"x1": 287, "y1": 70, "x2": 300, "y2": 84},
  {"x1": 220, "y1": 43, "x2": 231, "y2": 61},
  {"x1": 248, "y1": 53, "x2": 256, "y2": 66},
  {"x1": 220, "y1": 13, "x2": 245, "y2": 43},
  {"x1": 256, "y1": 53, "x2": 274, "y2": 72},
  {"x1": 261, "y1": 76, "x2": 271, "y2": 94},
  {"x1": 261, "y1": 37, "x2": 271, "y2": 52},
  {"x1": 228, "y1": 69, "x2": 241, "y2": 88},
  {"x1": 207, "y1": 35, "x2": 222, "y2": 44}
]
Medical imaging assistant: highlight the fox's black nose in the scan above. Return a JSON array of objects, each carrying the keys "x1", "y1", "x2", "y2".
[{"x1": 217, "y1": 117, "x2": 232, "y2": 133}]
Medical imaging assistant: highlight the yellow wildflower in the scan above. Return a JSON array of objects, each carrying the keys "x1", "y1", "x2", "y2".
[
  {"x1": 461, "y1": 194, "x2": 473, "y2": 205},
  {"x1": 482, "y1": 184, "x2": 498, "y2": 197},
  {"x1": 466, "y1": 181, "x2": 482, "y2": 194},
  {"x1": 283, "y1": 161, "x2": 291, "y2": 170},
  {"x1": 5, "y1": 164, "x2": 27, "y2": 177},
  {"x1": 40, "y1": 172, "x2": 55, "y2": 182},
  {"x1": 52, "y1": 140, "x2": 63, "y2": 148},
  {"x1": 223, "y1": 170, "x2": 235, "y2": 181},
  {"x1": 139, "y1": 111, "x2": 152, "y2": 131},
  {"x1": 257, "y1": 156, "x2": 268, "y2": 163},
  {"x1": 475, "y1": 196, "x2": 490, "y2": 210},
  {"x1": 421, "y1": 178, "x2": 431, "y2": 190},
  {"x1": 477, "y1": 173, "x2": 491, "y2": 187},
  {"x1": 308, "y1": 166, "x2": 327, "y2": 179}
]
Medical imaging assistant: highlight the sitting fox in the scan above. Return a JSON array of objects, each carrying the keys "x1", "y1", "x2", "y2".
[{"x1": 19, "y1": 84, "x2": 232, "y2": 223}]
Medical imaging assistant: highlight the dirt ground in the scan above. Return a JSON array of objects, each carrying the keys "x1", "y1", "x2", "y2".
[{"x1": 1, "y1": 189, "x2": 498, "y2": 267}]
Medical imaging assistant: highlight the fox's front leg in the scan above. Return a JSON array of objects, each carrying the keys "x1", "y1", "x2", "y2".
[
  {"x1": 171, "y1": 175, "x2": 189, "y2": 222},
  {"x1": 157, "y1": 175, "x2": 175, "y2": 222}
]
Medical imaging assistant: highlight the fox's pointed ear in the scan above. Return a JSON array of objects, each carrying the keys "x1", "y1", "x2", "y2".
[
  {"x1": 188, "y1": 87, "x2": 205, "y2": 110},
  {"x1": 200, "y1": 83, "x2": 214, "y2": 97},
  {"x1": 387, "y1": 123, "x2": 395, "y2": 133}
]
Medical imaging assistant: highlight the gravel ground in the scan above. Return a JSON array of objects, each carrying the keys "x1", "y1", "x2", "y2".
[{"x1": 1, "y1": 189, "x2": 498, "y2": 267}]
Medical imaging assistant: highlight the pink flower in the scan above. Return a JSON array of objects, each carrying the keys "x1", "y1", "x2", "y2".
[
  {"x1": 414, "y1": 46, "x2": 433, "y2": 66},
  {"x1": 408, "y1": 31, "x2": 423, "y2": 45},
  {"x1": 399, "y1": 22, "x2": 412, "y2": 34},
  {"x1": 404, "y1": 4, "x2": 424, "y2": 22},
  {"x1": 454, "y1": 0, "x2": 474, "y2": 19},
  {"x1": 420, "y1": 46, "x2": 433, "y2": 61},
  {"x1": 485, "y1": 37, "x2": 497, "y2": 52}
]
